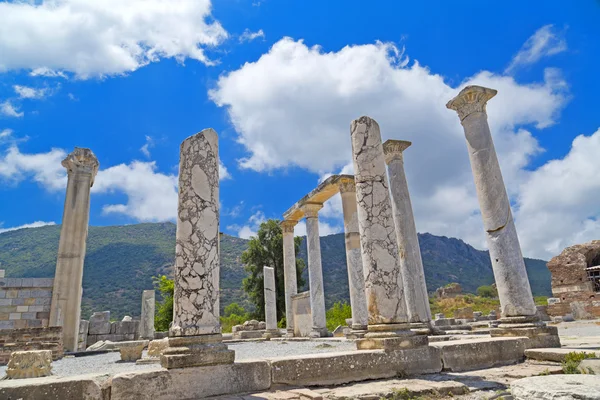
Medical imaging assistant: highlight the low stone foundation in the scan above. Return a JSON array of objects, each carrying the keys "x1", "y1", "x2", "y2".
[{"x1": 0, "y1": 326, "x2": 63, "y2": 365}]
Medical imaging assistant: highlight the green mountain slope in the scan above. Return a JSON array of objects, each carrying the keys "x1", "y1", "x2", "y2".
[{"x1": 0, "y1": 223, "x2": 551, "y2": 320}]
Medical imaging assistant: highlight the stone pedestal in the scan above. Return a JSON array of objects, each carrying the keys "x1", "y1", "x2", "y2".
[
  {"x1": 383, "y1": 140, "x2": 432, "y2": 325},
  {"x1": 350, "y1": 116, "x2": 426, "y2": 351},
  {"x1": 281, "y1": 220, "x2": 298, "y2": 337},
  {"x1": 6, "y1": 350, "x2": 53, "y2": 379},
  {"x1": 118, "y1": 340, "x2": 148, "y2": 362},
  {"x1": 447, "y1": 86, "x2": 560, "y2": 348},
  {"x1": 139, "y1": 290, "x2": 155, "y2": 340},
  {"x1": 300, "y1": 203, "x2": 328, "y2": 338},
  {"x1": 338, "y1": 177, "x2": 368, "y2": 333},
  {"x1": 49, "y1": 148, "x2": 99, "y2": 352},
  {"x1": 161, "y1": 129, "x2": 234, "y2": 368},
  {"x1": 263, "y1": 266, "x2": 281, "y2": 337}
]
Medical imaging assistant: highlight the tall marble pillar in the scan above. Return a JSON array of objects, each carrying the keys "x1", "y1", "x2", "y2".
[
  {"x1": 447, "y1": 86, "x2": 560, "y2": 348},
  {"x1": 140, "y1": 290, "x2": 155, "y2": 340},
  {"x1": 300, "y1": 203, "x2": 328, "y2": 337},
  {"x1": 49, "y1": 148, "x2": 99, "y2": 352},
  {"x1": 338, "y1": 177, "x2": 368, "y2": 331},
  {"x1": 263, "y1": 266, "x2": 278, "y2": 334},
  {"x1": 161, "y1": 128, "x2": 235, "y2": 368},
  {"x1": 350, "y1": 116, "x2": 427, "y2": 350},
  {"x1": 280, "y1": 220, "x2": 298, "y2": 336},
  {"x1": 383, "y1": 140, "x2": 432, "y2": 326}
]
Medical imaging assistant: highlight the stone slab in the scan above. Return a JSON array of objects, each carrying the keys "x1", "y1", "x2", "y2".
[
  {"x1": 319, "y1": 378, "x2": 469, "y2": 399},
  {"x1": 525, "y1": 348, "x2": 599, "y2": 363},
  {"x1": 270, "y1": 346, "x2": 442, "y2": 386},
  {"x1": 110, "y1": 360, "x2": 270, "y2": 400},
  {"x1": 578, "y1": 358, "x2": 600, "y2": 374},
  {"x1": 511, "y1": 375, "x2": 600, "y2": 400},
  {"x1": 430, "y1": 337, "x2": 527, "y2": 372},
  {"x1": 0, "y1": 373, "x2": 110, "y2": 400}
]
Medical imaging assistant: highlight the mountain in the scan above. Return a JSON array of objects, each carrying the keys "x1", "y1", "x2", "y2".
[{"x1": 0, "y1": 222, "x2": 551, "y2": 320}]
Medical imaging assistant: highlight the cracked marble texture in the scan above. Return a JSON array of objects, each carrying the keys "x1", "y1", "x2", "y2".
[
  {"x1": 263, "y1": 266, "x2": 277, "y2": 331},
  {"x1": 281, "y1": 221, "x2": 298, "y2": 332},
  {"x1": 171, "y1": 129, "x2": 222, "y2": 336},
  {"x1": 350, "y1": 116, "x2": 409, "y2": 325}
]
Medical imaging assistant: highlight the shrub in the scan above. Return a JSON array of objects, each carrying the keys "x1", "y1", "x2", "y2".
[
  {"x1": 476, "y1": 285, "x2": 498, "y2": 298},
  {"x1": 562, "y1": 351, "x2": 596, "y2": 374},
  {"x1": 326, "y1": 301, "x2": 352, "y2": 332},
  {"x1": 153, "y1": 275, "x2": 174, "y2": 332},
  {"x1": 220, "y1": 302, "x2": 250, "y2": 333}
]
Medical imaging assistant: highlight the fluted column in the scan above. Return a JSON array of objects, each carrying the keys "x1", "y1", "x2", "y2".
[
  {"x1": 383, "y1": 140, "x2": 432, "y2": 325},
  {"x1": 447, "y1": 86, "x2": 559, "y2": 348},
  {"x1": 281, "y1": 220, "x2": 298, "y2": 335},
  {"x1": 300, "y1": 203, "x2": 328, "y2": 337},
  {"x1": 338, "y1": 177, "x2": 368, "y2": 331},
  {"x1": 49, "y1": 147, "x2": 99, "y2": 352}
]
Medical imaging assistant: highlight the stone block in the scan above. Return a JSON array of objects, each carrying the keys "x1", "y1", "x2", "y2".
[
  {"x1": 490, "y1": 325, "x2": 561, "y2": 349},
  {"x1": 89, "y1": 321, "x2": 111, "y2": 335},
  {"x1": 79, "y1": 320, "x2": 89, "y2": 335},
  {"x1": 0, "y1": 270, "x2": 4, "y2": 278},
  {"x1": 0, "y1": 291, "x2": 5, "y2": 299},
  {"x1": 110, "y1": 360, "x2": 271, "y2": 400},
  {"x1": 9, "y1": 312, "x2": 21, "y2": 320},
  {"x1": 431, "y1": 337, "x2": 527, "y2": 372},
  {"x1": 0, "y1": 373, "x2": 108, "y2": 400},
  {"x1": 6, "y1": 350, "x2": 53, "y2": 379},
  {"x1": 28, "y1": 320, "x2": 42, "y2": 328},
  {"x1": 30, "y1": 289, "x2": 52, "y2": 298},
  {"x1": 0, "y1": 320, "x2": 15, "y2": 329},
  {"x1": 18, "y1": 290, "x2": 31, "y2": 298},
  {"x1": 578, "y1": 358, "x2": 600, "y2": 374},
  {"x1": 525, "y1": 348, "x2": 599, "y2": 362},
  {"x1": 86, "y1": 340, "x2": 116, "y2": 351},
  {"x1": 12, "y1": 298, "x2": 25, "y2": 305},
  {"x1": 0, "y1": 299, "x2": 11, "y2": 306},
  {"x1": 22, "y1": 312, "x2": 36, "y2": 320},
  {"x1": 118, "y1": 340, "x2": 148, "y2": 362},
  {"x1": 21, "y1": 278, "x2": 34, "y2": 287},
  {"x1": 24, "y1": 298, "x2": 36, "y2": 306},
  {"x1": 113, "y1": 320, "x2": 139, "y2": 335},
  {"x1": 147, "y1": 338, "x2": 169, "y2": 357},
  {"x1": 31, "y1": 278, "x2": 54, "y2": 288},
  {"x1": 6, "y1": 278, "x2": 22, "y2": 287},
  {"x1": 433, "y1": 318, "x2": 456, "y2": 327},
  {"x1": 36, "y1": 312, "x2": 50, "y2": 320},
  {"x1": 547, "y1": 297, "x2": 560, "y2": 305},
  {"x1": 357, "y1": 334, "x2": 429, "y2": 351},
  {"x1": 511, "y1": 375, "x2": 600, "y2": 400},
  {"x1": 6, "y1": 290, "x2": 18, "y2": 298},
  {"x1": 35, "y1": 298, "x2": 51, "y2": 306},
  {"x1": 14, "y1": 319, "x2": 28, "y2": 329}
]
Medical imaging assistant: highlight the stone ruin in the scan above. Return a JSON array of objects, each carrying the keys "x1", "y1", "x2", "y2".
[{"x1": 435, "y1": 283, "x2": 463, "y2": 298}]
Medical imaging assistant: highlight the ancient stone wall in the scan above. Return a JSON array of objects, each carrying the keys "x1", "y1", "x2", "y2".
[
  {"x1": 0, "y1": 326, "x2": 63, "y2": 365},
  {"x1": 84, "y1": 311, "x2": 141, "y2": 347},
  {"x1": 0, "y1": 274, "x2": 53, "y2": 330}
]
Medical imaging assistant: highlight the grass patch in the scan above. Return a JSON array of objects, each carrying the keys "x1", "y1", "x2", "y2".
[{"x1": 429, "y1": 294, "x2": 500, "y2": 318}]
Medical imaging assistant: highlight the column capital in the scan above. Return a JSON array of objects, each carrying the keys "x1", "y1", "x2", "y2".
[
  {"x1": 280, "y1": 220, "x2": 297, "y2": 233},
  {"x1": 446, "y1": 85, "x2": 497, "y2": 121},
  {"x1": 300, "y1": 202, "x2": 323, "y2": 218},
  {"x1": 382, "y1": 140, "x2": 411, "y2": 165},
  {"x1": 338, "y1": 177, "x2": 356, "y2": 194},
  {"x1": 62, "y1": 147, "x2": 99, "y2": 185}
]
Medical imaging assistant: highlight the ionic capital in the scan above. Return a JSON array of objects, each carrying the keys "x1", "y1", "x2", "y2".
[
  {"x1": 62, "y1": 147, "x2": 99, "y2": 185},
  {"x1": 338, "y1": 177, "x2": 356, "y2": 194},
  {"x1": 382, "y1": 140, "x2": 411, "y2": 165},
  {"x1": 280, "y1": 220, "x2": 297, "y2": 234},
  {"x1": 446, "y1": 85, "x2": 497, "y2": 121},
  {"x1": 300, "y1": 202, "x2": 323, "y2": 219}
]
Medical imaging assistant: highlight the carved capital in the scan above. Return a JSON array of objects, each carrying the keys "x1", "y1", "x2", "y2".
[
  {"x1": 62, "y1": 147, "x2": 99, "y2": 186},
  {"x1": 280, "y1": 220, "x2": 297, "y2": 234},
  {"x1": 338, "y1": 177, "x2": 356, "y2": 194},
  {"x1": 300, "y1": 202, "x2": 323, "y2": 219},
  {"x1": 446, "y1": 85, "x2": 497, "y2": 121},
  {"x1": 382, "y1": 140, "x2": 411, "y2": 165}
]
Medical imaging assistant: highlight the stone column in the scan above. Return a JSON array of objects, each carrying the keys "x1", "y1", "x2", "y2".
[
  {"x1": 300, "y1": 203, "x2": 328, "y2": 337},
  {"x1": 139, "y1": 290, "x2": 155, "y2": 340},
  {"x1": 161, "y1": 128, "x2": 235, "y2": 369},
  {"x1": 350, "y1": 116, "x2": 427, "y2": 350},
  {"x1": 49, "y1": 148, "x2": 99, "y2": 352},
  {"x1": 263, "y1": 266, "x2": 280, "y2": 336},
  {"x1": 281, "y1": 220, "x2": 298, "y2": 336},
  {"x1": 338, "y1": 177, "x2": 368, "y2": 332},
  {"x1": 447, "y1": 86, "x2": 560, "y2": 348},
  {"x1": 383, "y1": 140, "x2": 432, "y2": 328}
]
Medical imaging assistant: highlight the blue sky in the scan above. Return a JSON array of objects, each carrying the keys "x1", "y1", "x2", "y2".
[{"x1": 0, "y1": 0, "x2": 599, "y2": 260}]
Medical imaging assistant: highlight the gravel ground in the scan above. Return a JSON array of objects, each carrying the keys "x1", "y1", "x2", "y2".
[{"x1": 557, "y1": 319, "x2": 600, "y2": 338}]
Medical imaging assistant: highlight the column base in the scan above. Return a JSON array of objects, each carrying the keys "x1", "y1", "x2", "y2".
[
  {"x1": 357, "y1": 324, "x2": 429, "y2": 351},
  {"x1": 490, "y1": 316, "x2": 561, "y2": 349},
  {"x1": 263, "y1": 329, "x2": 282, "y2": 339},
  {"x1": 160, "y1": 334, "x2": 235, "y2": 369},
  {"x1": 345, "y1": 328, "x2": 368, "y2": 339},
  {"x1": 285, "y1": 329, "x2": 295, "y2": 338},
  {"x1": 309, "y1": 327, "x2": 329, "y2": 338}
]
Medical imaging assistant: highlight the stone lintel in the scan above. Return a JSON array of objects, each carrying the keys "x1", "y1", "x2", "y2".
[
  {"x1": 283, "y1": 174, "x2": 355, "y2": 221},
  {"x1": 382, "y1": 140, "x2": 411, "y2": 165},
  {"x1": 280, "y1": 219, "x2": 298, "y2": 233},
  {"x1": 61, "y1": 147, "x2": 99, "y2": 186},
  {"x1": 446, "y1": 85, "x2": 497, "y2": 122},
  {"x1": 300, "y1": 202, "x2": 323, "y2": 218}
]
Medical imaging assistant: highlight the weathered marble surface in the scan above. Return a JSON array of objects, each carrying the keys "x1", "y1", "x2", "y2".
[
  {"x1": 139, "y1": 290, "x2": 155, "y2": 340},
  {"x1": 338, "y1": 177, "x2": 368, "y2": 330},
  {"x1": 263, "y1": 266, "x2": 277, "y2": 332},
  {"x1": 447, "y1": 86, "x2": 537, "y2": 319},
  {"x1": 171, "y1": 129, "x2": 221, "y2": 336},
  {"x1": 49, "y1": 147, "x2": 99, "y2": 352},
  {"x1": 6, "y1": 350, "x2": 52, "y2": 379},
  {"x1": 350, "y1": 116, "x2": 408, "y2": 325},
  {"x1": 118, "y1": 340, "x2": 148, "y2": 362},
  {"x1": 281, "y1": 220, "x2": 298, "y2": 334},
  {"x1": 301, "y1": 203, "x2": 328, "y2": 336},
  {"x1": 383, "y1": 140, "x2": 431, "y2": 324}
]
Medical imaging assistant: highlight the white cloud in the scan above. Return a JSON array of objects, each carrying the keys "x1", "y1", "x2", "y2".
[
  {"x1": 219, "y1": 161, "x2": 231, "y2": 180},
  {"x1": 0, "y1": 221, "x2": 56, "y2": 234},
  {"x1": 505, "y1": 25, "x2": 567, "y2": 74},
  {"x1": 140, "y1": 136, "x2": 154, "y2": 158},
  {"x1": 1, "y1": 101, "x2": 24, "y2": 118},
  {"x1": 293, "y1": 219, "x2": 342, "y2": 237},
  {"x1": 0, "y1": 146, "x2": 67, "y2": 190},
  {"x1": 0, "y1": 129, "x2": 12, "y2": 140},
  {"x1": 14, "y1": 85, "x2": 48, "y2": 99},
  {"x1": 30, "y1": 68, "x2": 67, "y2": 78},
  {"x1": 0, "y1": 0, "x2": 227, "y2": 78},
  {"x1": 228, "y1": 210, "x2": 267, "y2": 239},
  {"x1": 67, "y1": 93, "x2": 78, "y2": 101},
  {"x1": 209, "y1": 37, "x2": 569, "y2": 255},
  {"x1": 239, "y1": 29, "x2": 265, "y2": 43}
]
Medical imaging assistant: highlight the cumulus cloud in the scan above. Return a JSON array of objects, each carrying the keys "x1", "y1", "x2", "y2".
[
  {"x1": 1, "y1": 101, "x2": 24, "y2": 118},
  {"x1": 239, "y1": 29, "x2": 265, "y2": 43},
  {"x1": 209, "y1": 36, "x2": 570, "y2": 254},
  {"x1": 14, "y1": 85, "x2": 48, "y2": 99},
  {"x1": 228, "y1": 210, "x2": 267, "y2": 239},
  {"x1": 0, "y1": 221, "x2": 56, "y2": 234},
  {"x1": 0, "y1": 146, "x2": 67, "y2": 190},
  {"x1": 0, "y1": 0, "x2": 227, "y2": 78},
  {"x1": 505, "y1": 25, "x2": 567, "y2": 74},
  {"x1": 219, "y1": 161, "x2": 231, "y2": 180}
]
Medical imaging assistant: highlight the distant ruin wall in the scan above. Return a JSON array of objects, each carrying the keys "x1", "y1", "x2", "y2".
[
  {"x1": 0, "y1": 326, "x2": 63, "y2": 365},
  {"x1": 0, "y1": 277, "x2": 54, "y2": 330}
]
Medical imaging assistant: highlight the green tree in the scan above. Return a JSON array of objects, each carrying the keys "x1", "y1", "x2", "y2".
[
  {"x1": 221, "y1": 302, "x2": 250, "y2": 333},
  {"x1": 241, "y1": 219, "x2": 306, "y2": 321},
  {"x1": 325, "y1": 301, "x2": 352, "y2": 332},
  {"x1": 153, "y1": 275, "x2": 174, "y2": 332},
  {"x1": 476, "y1": 285, "x2": 498, "y2": 298}
]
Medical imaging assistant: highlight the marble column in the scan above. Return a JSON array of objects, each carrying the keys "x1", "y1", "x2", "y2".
[
  {"x1": 280, "y1": 220, "x2": 298, "y2": 336},
  {"x1": 447, "y1": 86, "x2": 560, "y2": 348},
  {"x1": 263, "y1": 266, "x2": 279, "y2": 335},
  {"x1": 49, "y1": 148, "x2": 99, "y2": 353},
  {"x1": 161, "y1": 128, "x2": 234, "y2": 368},
  {"x1": 300, "y1": 203, "x2": 328, "y2": 337},
  {"x1": 139, "y1": 290, "x2": 155, "y2": 340},
  {"x1": 383, "y1": 140, "x2": 432, "y2": 326},
  {"x1": 350, "y1": 116, "x2": 427, "y2": 350},
  {"x1": 338, "y1": 177, "x2": 368, "y2": 331}
]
